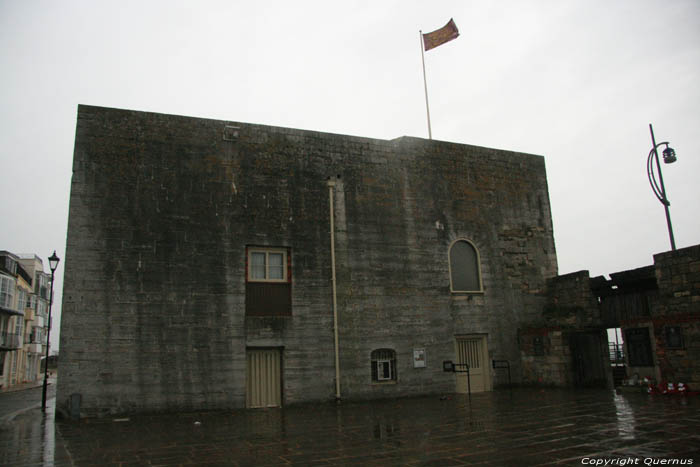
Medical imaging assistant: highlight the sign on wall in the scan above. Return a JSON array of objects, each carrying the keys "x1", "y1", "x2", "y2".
[{"x1": 413, "y1": 348, "x2": 426, "y2": 368}]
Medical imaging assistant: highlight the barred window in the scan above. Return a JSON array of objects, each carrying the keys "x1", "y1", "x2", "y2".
[{"x1": 371, "y1": 349, "x2": 397, "y2": 382}]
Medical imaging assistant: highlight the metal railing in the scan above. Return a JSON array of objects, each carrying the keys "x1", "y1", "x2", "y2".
[{"x1": 608, "y1": 342, "x2": 625, "y2": 364}]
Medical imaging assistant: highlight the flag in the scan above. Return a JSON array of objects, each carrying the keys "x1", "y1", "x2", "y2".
[{"x1": 422, "y1": 18, "x2": 459, "y2": 51}]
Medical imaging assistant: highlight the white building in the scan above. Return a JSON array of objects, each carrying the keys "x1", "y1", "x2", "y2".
[{"x1": 0, "y1": 251, "x2": 50, "y2": 389}]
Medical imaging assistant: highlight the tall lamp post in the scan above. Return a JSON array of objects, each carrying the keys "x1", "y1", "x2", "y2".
[
  {"x1": 647, "y1": 124, "x2": 678, "y2": 251},
  {"x1": 41, "y1": 251, "x2": 60, "y2": 412}
]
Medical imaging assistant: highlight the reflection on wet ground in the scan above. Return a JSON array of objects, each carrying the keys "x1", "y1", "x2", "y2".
[{"x1": 1, "y1": 388, "x2": 699, "y2": 465}]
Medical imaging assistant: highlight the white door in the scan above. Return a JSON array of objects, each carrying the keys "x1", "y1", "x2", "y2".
[
  {"x1": 246, "y1": 349, "x2": 282, "y2": 408},
  {"x1": 455, "y1": 335, "x2": 490, "y2": 393}
]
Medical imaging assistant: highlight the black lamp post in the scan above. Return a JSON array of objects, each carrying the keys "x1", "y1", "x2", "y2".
[
  {"x1": 647, "y1": 124, "x2": 678, "y2": 251},
  {"x1": 41, "y1": 250, "x2": 60, "y2": 412}
]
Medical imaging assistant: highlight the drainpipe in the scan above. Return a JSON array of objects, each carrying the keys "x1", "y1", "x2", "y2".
[{"x1": 327, "y1": 179, "x2": 341, "y2": 400}]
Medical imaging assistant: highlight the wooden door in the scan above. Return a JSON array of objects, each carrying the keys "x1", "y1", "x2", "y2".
[
  {"x1": 246, "y1": 348, "x2": 282, "y2": 408},
  {"x1": 455, "y1": 335, "x2": 490, "y2": 393}
]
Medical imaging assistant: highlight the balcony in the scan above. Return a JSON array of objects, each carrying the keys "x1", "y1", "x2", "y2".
[
  {"x1": 25, "y1": 342, "x2": 43, "y2": 354},
  {"x1": 0, "y1": 304, "x2": 24, "y2": 317},
  {"x1": 0, "y1": 331, "x2": 21, "y2": 350}
]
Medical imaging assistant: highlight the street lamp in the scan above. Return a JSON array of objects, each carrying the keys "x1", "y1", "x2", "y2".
[
  {"x1": 41, "y1": 250, "x2": 60, "y2": 412},
  {"x1": 647, "y1": 124, "x2": 678, "y2": 251}
]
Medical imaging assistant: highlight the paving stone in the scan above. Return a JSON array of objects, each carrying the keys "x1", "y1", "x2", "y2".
[{"x1": 2, "y1": 388, "x2": 699, "y2": 465}]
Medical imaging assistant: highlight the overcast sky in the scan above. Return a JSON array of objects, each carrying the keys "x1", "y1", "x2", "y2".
[{"x1": 1, "y1": 0, "x2": 699, "y2": 350}]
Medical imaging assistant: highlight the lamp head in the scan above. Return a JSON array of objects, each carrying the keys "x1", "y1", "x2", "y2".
[
  {"x1": 662, "y1": 146, "x2": 677, "y2": 164},
  {"x1": 48, "y1": 251, "x2": 60, "y2": 273}
]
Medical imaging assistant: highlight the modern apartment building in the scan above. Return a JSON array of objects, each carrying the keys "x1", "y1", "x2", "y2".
[{"x1": 0, "y1": 251, "x2": 50, "y2": 389}]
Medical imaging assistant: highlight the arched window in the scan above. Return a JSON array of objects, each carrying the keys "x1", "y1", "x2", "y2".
[
  {"x1": 449, "y1": 239, "x2": 482, "y2": 292},
  {"x1": 371, "y1": 349, "x2": 397, "y2": 382}
]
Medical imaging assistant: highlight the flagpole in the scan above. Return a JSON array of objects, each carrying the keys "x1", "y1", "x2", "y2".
[{"x1": 419, "y1": 30, "x2": 432, "y2": 140}]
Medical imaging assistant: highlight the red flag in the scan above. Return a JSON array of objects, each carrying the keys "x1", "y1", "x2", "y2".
[{"x1": 422, "y1": 18, "x2": 460, "y2": 51}]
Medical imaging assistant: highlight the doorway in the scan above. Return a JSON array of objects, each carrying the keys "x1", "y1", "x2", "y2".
[
  {"x1": 570, "y1": 332, "x2": 607, "y2": 387},
  {"x1": 455, "y1": 335, "x2": 490, "y2": 393},
  {"x1": 246, "y1": 348, "x2": 282, "y2": 408},
  {"x1": 607, "y1": 327, "x2": 626, "y2": 386}
]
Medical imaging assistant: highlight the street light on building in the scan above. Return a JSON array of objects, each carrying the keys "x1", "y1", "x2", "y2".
[
  {"x1": 647, "y1": 124, "x2": 678, "y2": 251},
  {"x1": 41, "y1": 250, "x2": 60, "y2": 412}
]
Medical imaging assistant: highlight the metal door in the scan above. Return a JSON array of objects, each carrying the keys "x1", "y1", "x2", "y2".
[
  {"x1": 455, "y1": 336, "x2": 489, "y2": 393},
  {"x1": 246, "y1": 348, "x2": 282, "y2": 408}
]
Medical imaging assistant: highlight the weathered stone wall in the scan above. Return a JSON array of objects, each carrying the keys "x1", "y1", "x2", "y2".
[
  {"x1": 520, "y1": 271, "x2": 602, "y2": 386},
  {"x1": 58, "y1": 105, "x2": 557, "y2": 416},
  {"x1": 519, "y1": 327, "x2": 571, "y2": 386},
  {"x1": 652, "y1": 245, "x2": 700, "y2": 386},
  {"x1": 544, "y1": 271, "x2": 601, "y2": 328},
  {"x1": 521, "y1": 245, "x2": 700, "y2": 389}
]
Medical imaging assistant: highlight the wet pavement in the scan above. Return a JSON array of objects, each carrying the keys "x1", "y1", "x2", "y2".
[
  {"x1": 1, "y1": 387, "x2": 698, "y2": 466},
  {"x1": 0, "y1": 377, "x2": 55, "y2": 424}
]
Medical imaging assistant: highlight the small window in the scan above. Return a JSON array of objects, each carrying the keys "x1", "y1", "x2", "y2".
[
  {"x1": 247, "y1": 248, "x2": 287, "y2": 283},
  {"x1": 448, "y1": 239, "x2": 482, "y2": 292},
  {"x1": 371, "y1": 349, "x2": 397, "y2": 383},
  {"x1": 664, "y1": 326, "x2": 683, "y2": 349},
  {"x1": 0, "y1": 275, "x2": 15, "y2": 309}
]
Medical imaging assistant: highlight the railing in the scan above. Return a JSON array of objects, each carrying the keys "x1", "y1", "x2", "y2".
[
  {"x1": 0, "y1": 331, "x2": 21, "y2": 349},
  {"x1": 608, "y1": 342, "x2": 625, "y2": 364}
]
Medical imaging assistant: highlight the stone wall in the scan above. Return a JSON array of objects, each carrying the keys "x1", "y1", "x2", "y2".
[
  {"x1": 652, "y1": 245, "x2": 700, "y2": 386},
  {"x1": 543, "y1": 271, "x2": 601, "y2": 328},
  {"x1": 519, "y1": 271, "x2": 603, "y2": 386},
  {"x1": 58, "y1": 105, "x2": 557, "y2": 416},
  {"x1": 521, "y1": 245, "x2": 700, "y2": 389}
]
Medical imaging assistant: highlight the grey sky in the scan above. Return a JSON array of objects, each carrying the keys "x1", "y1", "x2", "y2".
[{"x1": 1, "y1": 1, "x2": 699, "y2": 350}]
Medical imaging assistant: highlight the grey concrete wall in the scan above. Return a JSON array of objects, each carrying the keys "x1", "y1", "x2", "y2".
[{"x1": 58, "y1": 105, "x2": 557, "y2": 416}]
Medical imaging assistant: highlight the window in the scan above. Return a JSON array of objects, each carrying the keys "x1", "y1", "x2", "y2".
[
  {"x1": 245, "y1": 247, "x2": 292, "y2": 316},
  {"x1": 36, "y1": 299, "x2": 47, "y2": 319},
  {"x1": 248, "y1": 248, "x2": 287, "y2": 282},
  {"x1": 448, "y1": 239, "x2": 482, "y2": 292},
  {"x1": 1, "y1": 256, "x2": 17, "y2": 275},
  {"x1": 14, "y1": 316, "x2": 23, "y2": 336},
  {"x1": 664, "y1": 326, "x2": 683, "y2": 349},
  {"x1": 36, "y1": 274, "x2": 49, "y2": 299},
  {"x1": 0, "y1": 275, "x2": 15, "y2": 309},
  {"x1": 16, "y1": 289, "x2": 27, "y2": 311},
  {"x1": 30, "y1": 327, "x2": 42, "y2": 344},
  {"x1": 371, "y1": 349, "x2": 397, "y2": 382}
]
